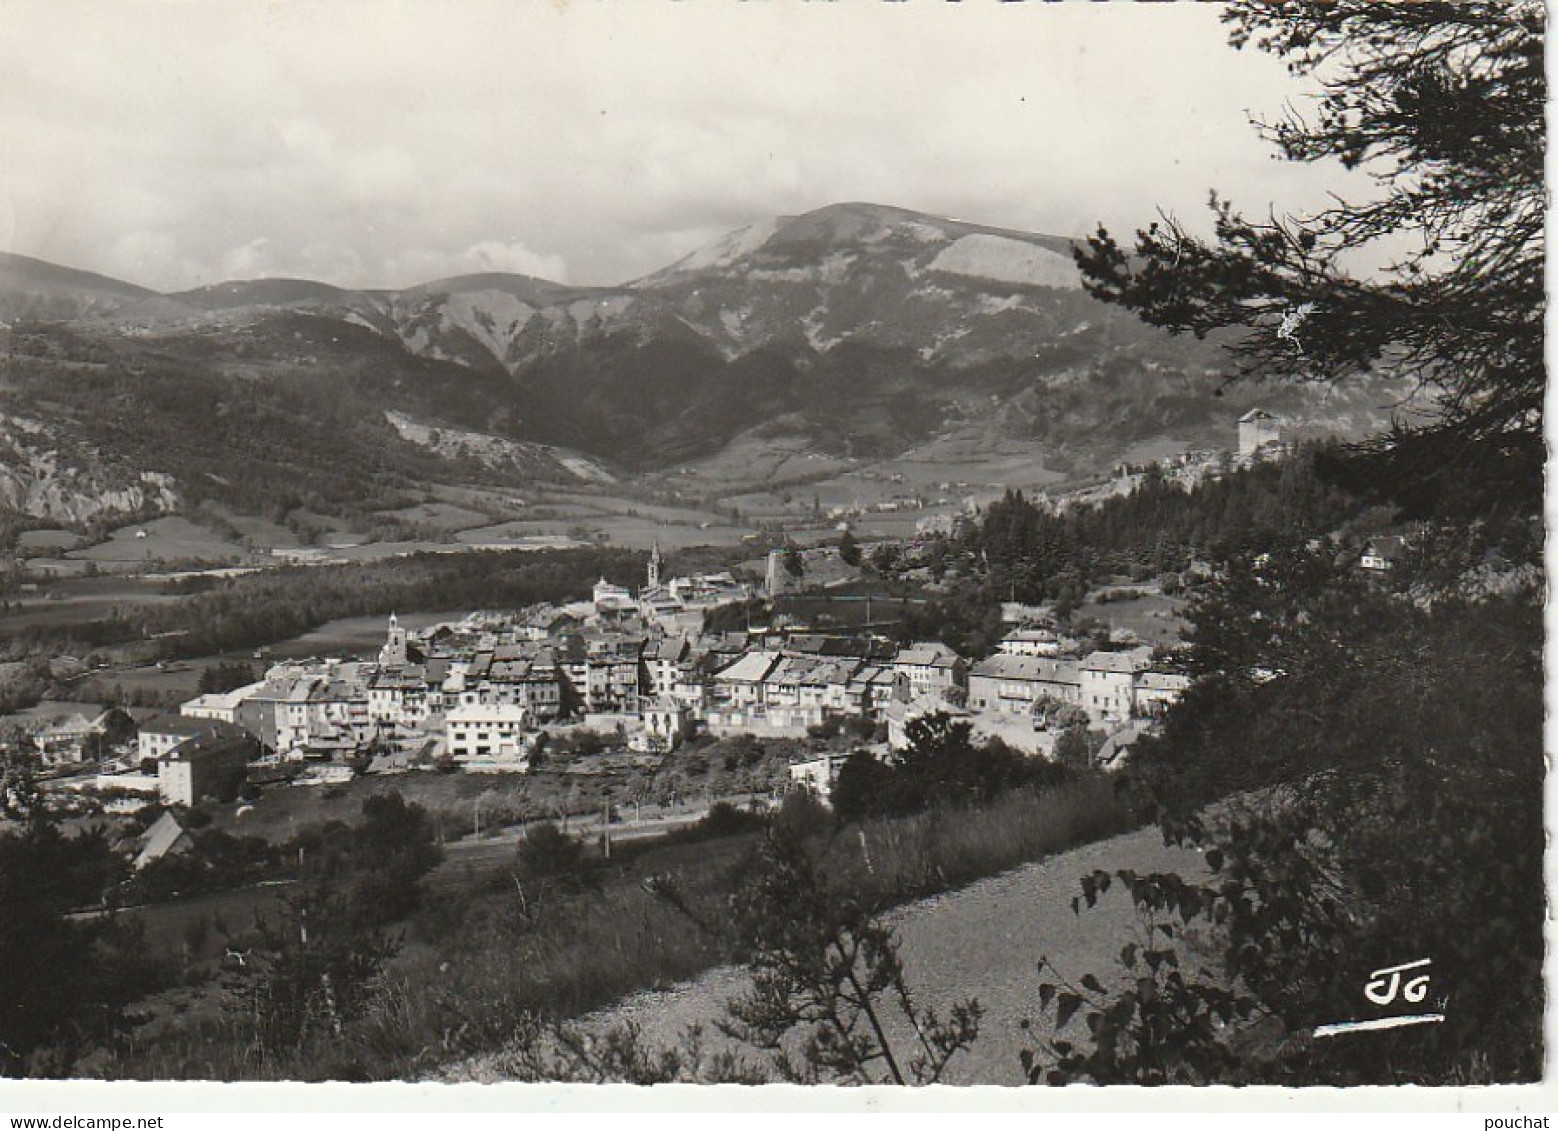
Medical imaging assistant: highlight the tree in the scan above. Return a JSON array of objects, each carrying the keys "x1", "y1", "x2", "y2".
[
  {"x1": 831, "y1": 714, "x2": 1069, "y2": 824},
  {"x1": 1027, "y1": 548, "x2": 1542, "y2": 1084},
  {"x1": 227, "y1": 881, "x2": 401, "y2": 1071},
  {"x1": 198, "y1": 661, "x2": 258, "y2": 695},
  {"x1": 827, "y1": 751, "x2": 897, "y2": 826},
  {"x1": 0, "y1": 813, "x2": 162, "y2": 1076},
  {"x1": 1028, "y1": 12, "x2": 1545, "y2": 1080},
  {"x1": 98, "y1": 708, "x2": 138, "y2": 748},
  {"x1": 719, "y1": 826, "x2": 981, "y2": 1084},
  {"x1": 838, "y1": 530, "x2": 862, "y2": 568},
  {"x1": 515, "y1": 821, "x2": 586, "y2": 885},
  {"x1": 1075, "y1": 2, "x2": 1543, "y2": 525}
]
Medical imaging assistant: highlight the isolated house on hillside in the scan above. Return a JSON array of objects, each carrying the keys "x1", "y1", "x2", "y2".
[{"x1": 1360, "y1": 536, "x2": 1407, "y2": 572}]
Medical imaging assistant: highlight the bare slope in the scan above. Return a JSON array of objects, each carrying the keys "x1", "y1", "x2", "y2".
[{"x1": 454, "y1": 824, "x2": 1207, "y2": 1085}]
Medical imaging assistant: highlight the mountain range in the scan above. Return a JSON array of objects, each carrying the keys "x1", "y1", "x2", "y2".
[{"x1": 0, "y1": 202, "x2": 1401, "y2": 527}]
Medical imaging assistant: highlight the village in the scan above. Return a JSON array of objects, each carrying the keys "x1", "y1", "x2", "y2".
[
  {"x1": 2, "y1": 406, "x2": 1428, "y2": 873},
  {"x1": 20, "y1": 538, "x2": 1190, "y2": 822},
  {"x1": 5, "y1": 408, "x2": 1417, "y2": 819}
]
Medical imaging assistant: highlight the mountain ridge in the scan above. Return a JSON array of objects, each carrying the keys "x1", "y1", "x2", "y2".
[{"x1": 0, "y1": 203, "x2": 1405, "y2": 526}]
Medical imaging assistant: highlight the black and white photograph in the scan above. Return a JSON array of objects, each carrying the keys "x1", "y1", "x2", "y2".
[{"x1": 0, "y1": 0, "x2": 1546, "y2": 1112}]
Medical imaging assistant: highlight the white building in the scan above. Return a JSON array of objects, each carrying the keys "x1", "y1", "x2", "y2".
[
  {"x1": 713, "y1": 650, "x2": 782, "y2": 709},
  {"x1": 180, "y1": 682, "x2": 264, "y2": 725},
  {"x1": 889, "y1": 643, "x2": 966, "y2": 700},
  {"x1": 1080, "y1": 651, "x2": 1148, "y2": 724},
  {"x1": 592, "y1": 578, "x2": 636, "y2": 616},
  {"x1": 642, "y1": 697, "x2": 688, "y2": 747},
  {"x1": 1360, "y1": 536, "x2": 1407, "y2": 572},
  {"x1": 1238, "y1": 409, "x2": 1282, "y2": 458},
  {"x1": 997, "y1": 628, "x2": 1061, "y2": 657},
  {"x1": 1134, "y1": 671, "x2": 1191, "y2": 718},
  {"x1": 789, "y1": 752, "x2": 855, "y2": 803},
  {"x1": 445, "y1": 702, "x2": 529, "y2": 766},
  {"x1": 137, "y1": 714, "x2": 249, "y2": 765}
]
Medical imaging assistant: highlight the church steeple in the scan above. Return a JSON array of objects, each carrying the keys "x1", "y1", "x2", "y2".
[
  {"x1": 379, "y1": 612, "x2": 408, "y2": 669},
  {"x1": 647, "y1": 540, "x2": 662, "y2": 589}
]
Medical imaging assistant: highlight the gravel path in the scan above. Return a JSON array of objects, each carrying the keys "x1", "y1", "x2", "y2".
[{"x1": 455, "y1": 824, "x2": 1207, "y2": 1085}]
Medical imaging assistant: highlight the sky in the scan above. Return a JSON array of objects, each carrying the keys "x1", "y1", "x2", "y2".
[{"x1": 0, "y1": 1, "x2": 1357, "y2": 293}]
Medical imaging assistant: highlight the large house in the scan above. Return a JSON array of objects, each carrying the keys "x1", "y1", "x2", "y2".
[
  {"x1": 997, "y1": 628, "x2": 1061, "y2": 657},
  {"x1": 968, "y1": 655, "x2": 1082, "y2": 717},
  {"x1": 713, "y1": 650, "x2": 782, "y2": 709},
  {"x1": 889, "y1": 643, "x2": 967, "y2": 700},
  {"x1": 483, "y1": 647, "x2": 563, "y2": 718},
  {"x1": 180, "y1": 683, "x2": 264, "y2": 725},
  {"x1": 1080, "y1": 650, "x2": 1150, "y2": 723},
  {"x1": 26, "y1": 702, "x2": 110, "y2": 766},
  {"x1": 1134, "y1": 671, "x2": 1191, "y2": 718},
  {"x1": 445, "y1": 702, "x2": 529, "y2": 768},
  {"x1": 641, "y1": 636, "x2": 692, "y2": 699},
  {"x1": 156, "y1": 729, "x2": 257, "y2": 807},
  {"x1": 138, "y1": 714, "x2": 251, "y2": 766}
]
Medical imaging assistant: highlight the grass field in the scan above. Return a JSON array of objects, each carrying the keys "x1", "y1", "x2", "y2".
[
  {"x1": 67, "y1": 517, "x2": 254, "y2": 566},
  {"x1": 201, "y1": 506, "x2": 303, "y2": 549},
  {"x1": 0, "y1": 575, "x2": 183, "y2": 635},
  {"x1": 376, "y1": 502, "x2": 494, "y2": 534},
  {"x1": 1073, "y1": 590, "x2": 1188, "y2": 646},
  {"x1": 17, "y1": 528, "x2": 83, "y2": 552}
]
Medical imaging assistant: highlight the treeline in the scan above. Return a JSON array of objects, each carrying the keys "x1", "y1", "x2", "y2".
[
  {"x1": 830, "y1": 712, "x2": 1075, "y2": 824},
  {"x1": 881, "y1": 447, "x2": 1363, "y2": 656},
  {"x1": 962, "y1": 445, "x2": 1359, "y2": 603},
  {"x1": 9, "y1": 547, "x2": 646, "y2": 660}
]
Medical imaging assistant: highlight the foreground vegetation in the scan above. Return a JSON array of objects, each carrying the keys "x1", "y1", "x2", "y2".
[
  {"x1": 1016, "y1": 0, "x2": 1544, "y2": 1086},
  {"x1": 0, "y1": 738, "x2": 1134, "y2": 1080}
]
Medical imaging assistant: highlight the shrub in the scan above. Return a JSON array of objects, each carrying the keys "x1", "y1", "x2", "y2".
[{"x1": 516, "y1": 821, "x2": 586, "y2": 882}]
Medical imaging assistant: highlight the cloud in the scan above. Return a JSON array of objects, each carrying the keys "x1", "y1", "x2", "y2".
[
  {"x1": 105, "y1": 229, "x2": 201, "y2": 290},
  {"x1": 457, "y1": 241, "x2": 568, "y2": 281},
  {"x1": 384, "y1": 241, "x2": 569, "y2": 288},
  {"x1": 220, "y1": 238, "x2": 276, "y2": 280},
  {"x1": 0, "y1": 1, "x2": 1354, "y2": 291}
]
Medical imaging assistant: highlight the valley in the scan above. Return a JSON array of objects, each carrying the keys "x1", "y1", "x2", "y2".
[{"x1": 0, "y1": 201, "x2": 1408, "y2": 575}]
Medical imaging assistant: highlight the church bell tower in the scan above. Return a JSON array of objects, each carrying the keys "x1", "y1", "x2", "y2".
[{"x1": 647, "y1": 540, "x2": 662, "y2": 590}]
